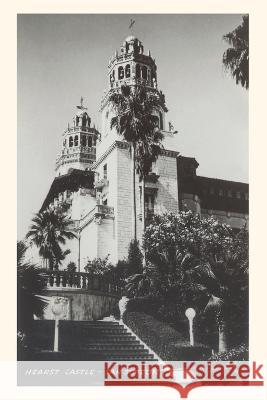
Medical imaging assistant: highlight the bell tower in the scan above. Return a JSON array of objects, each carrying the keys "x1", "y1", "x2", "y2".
[
  {"x1": 98, "y1": 36, "x2": 167, "y2": 158},
  {"x1": 55, "y1": 98, "x2": 98, "y2": 176}
]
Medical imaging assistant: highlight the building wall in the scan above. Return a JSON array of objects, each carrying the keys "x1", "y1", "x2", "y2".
[
  {"x1": 80, "y1": 220, "x2": 98, "y2": 270},
  {"x1": 155, "y1": 153, "x2": 179, "y2": 214},
  {"x1": 116, "y1": 145, "x2": 135, "y2": 260}
]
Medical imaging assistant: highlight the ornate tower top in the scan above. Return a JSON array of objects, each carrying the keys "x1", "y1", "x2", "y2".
[
  {"x1": 55, "y1": 98, "x2": 99, "y2": 176},
  {"x1": 100, "y1": 36, "x2": 163, "y2": 110}
]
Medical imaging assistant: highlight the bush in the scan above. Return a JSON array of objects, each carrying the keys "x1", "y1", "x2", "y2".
[
  {"x1": 208, "y1": 344, "x2": 248, "y2": 361},
  {"x1": 124, "y1": 311, "x2": 211, "y2": 361}
]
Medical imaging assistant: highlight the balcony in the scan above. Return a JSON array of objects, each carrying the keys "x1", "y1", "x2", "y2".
[
  {"x1": 145, "y1": 172, "x2": 160, "y2": 183},
  {"x1": 94, "y1": 178, "x2": 109, "y2": 190},
  {"x1": 46, "y1": 271, "x2": 120, "y2": 295}
]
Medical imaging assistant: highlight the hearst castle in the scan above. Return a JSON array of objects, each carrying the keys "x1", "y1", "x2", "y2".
[{"x1": 39, "y1": 35, "x2": 248, "y2": 271}]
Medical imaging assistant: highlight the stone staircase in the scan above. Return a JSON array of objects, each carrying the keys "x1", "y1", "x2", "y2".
[{"x1": 25, "y1": 320, "x2": 156, "y2": 361}]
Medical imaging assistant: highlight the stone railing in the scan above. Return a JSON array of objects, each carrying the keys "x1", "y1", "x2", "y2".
[{"x1": 46, "y1": 271, "x2": 120, "y2": 295}]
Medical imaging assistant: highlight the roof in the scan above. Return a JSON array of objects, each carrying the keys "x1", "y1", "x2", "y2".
[
  {"x1": 177, "y1": 156, "x2": 249, "y2": 214},
  {"x1": 41, "y1": 169, "x2": 95, "y2": 211}
]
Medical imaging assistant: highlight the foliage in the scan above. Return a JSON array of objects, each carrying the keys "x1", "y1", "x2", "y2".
[
  {"x1": 84, "y1": 255, "x2": 112, "y2": 275},
  {"x1": 26, "y1": 206, "x2": 76, "y2": 270},
  {"x1": 17, "y1": 241, "x2": 48, "y2": 334},
  {"x1": 127, "y1": 239, "x2": 143, "y2": 276},
  {"x1": 208, "y1": 343, "x2": 248, "y2": 361},
  {"x1": 124, "y1": 311, "x2": 211, "y2": 361},
  {"x1": 108, "y1": 85, "x2": 166, "y2": 239},
  {"x1": 223, "y1": 15, "x2": 249, "y2": 89},
  {"x1": 127, "y1": 211, "x2": 249, "y2": 348},
  {"x1": 65, "y1": 261, "x2": 76, "y2": 272}
]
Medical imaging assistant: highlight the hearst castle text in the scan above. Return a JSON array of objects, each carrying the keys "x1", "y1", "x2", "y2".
[{"x1": 37, "y1": 35, "x2": 248, "y2": 271}]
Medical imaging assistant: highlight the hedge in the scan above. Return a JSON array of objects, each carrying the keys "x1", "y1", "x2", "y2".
[{"x1": 124, "y1": 311, "x2": 211, "y2": 361}]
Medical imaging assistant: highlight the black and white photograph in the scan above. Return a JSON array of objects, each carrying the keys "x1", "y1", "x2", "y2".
[{"x1": 17, "y1": 14, "x2": 249, "y2": 363}]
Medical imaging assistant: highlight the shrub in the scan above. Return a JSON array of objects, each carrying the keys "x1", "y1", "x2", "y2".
[
  {"x1": 124, "y1": 311, "x2": 211, "y2": 361},
  {"x1": 208, "y1": 344, "x2": 248, "y2": 361},
  {"x1": 66, "y1": 262, "x2": 76, "y2": 272}
]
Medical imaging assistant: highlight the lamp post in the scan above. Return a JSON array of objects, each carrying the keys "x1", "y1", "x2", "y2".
[
  {"x1": 185, "y1": 308, "x2": 196, "y2": 346},
  {"x1": 51, "y1": 297, "x2": 68, "y2": 352}
]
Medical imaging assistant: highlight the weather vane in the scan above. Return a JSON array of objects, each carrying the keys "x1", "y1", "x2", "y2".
[
  {"x1": 77, "y1": 96, "x2": 87, "y2": 110},
  {"x1": 129, "y1": 18, "x2": 135, "y2": 32}
]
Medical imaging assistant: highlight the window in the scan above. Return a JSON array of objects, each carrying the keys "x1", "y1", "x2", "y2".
[
  {"x1": 219, "y1": 189, "x2": 223, "y2": 196},
  {"x1": 103, "y1": 164, "x2": 107, "y2": 179},
  {"x1": 125, "y1": 64, "x2": 131, "y2": 78},
  {"x1": 82, "y1": 115, "x2": 88, "y2": 127},
  {"x1": 136, "y1": 64, "x2": 141, "y2": 78},
  {"x1": 145, "y1": 193, "x2": 155, "y2": 220},
  {"x1": 142, "y1": 65, "x2": 147, "y2": 80},
  {"x1": 81, "y1": 135, "x2": 87, "y2": 147},
  {"x1": 74, "y1": 135, "x2": 79, "y2": 146},
  {"x1": 88, "y1": 136, "x2": 92, "y2": 147},
  {"x1": 118, "y1": 66, "x2": 124, "y2": 80},
  {"x1": 159, "y1": 112, "x2": 163, "y2": 130},
  {"x1": 69, "y1": 136, "x2": 73, "y2": 147}
]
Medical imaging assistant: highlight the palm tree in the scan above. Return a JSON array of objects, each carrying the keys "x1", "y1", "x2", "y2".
[
  {"x1": 108, "y1": 85, "x2": 166, "y2": 240},
  {"x1": 17, "y1": 241, "x2": 48, "y2": 334},
  {"x1": 135, "y1": 128, "x2": 164, "y2": 235},
  {"x1": 223, "y1": 15, "x2": 249, "y2": 89},
  {"x1": 185, "y1": 249, "x2": 248, "y2": 352},
  {"x1": 26, "y1": 206, "x2": 76, "y2": 270}
]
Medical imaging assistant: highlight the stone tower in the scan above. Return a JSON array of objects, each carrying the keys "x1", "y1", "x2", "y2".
[
  {"x1": 55, "y1": 98, "x2": 98, "y2": 176},
  {"x1": 93, "y1": 36, "x2": 179, "y2": 261}
]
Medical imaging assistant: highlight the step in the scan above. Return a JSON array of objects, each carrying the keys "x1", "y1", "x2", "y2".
[
  {"x1": 28, "y1": 351, "x2": 155, "y2": 361},
  {"x1": 63, "y1": 344, "x2": 145, "y2": 351}
]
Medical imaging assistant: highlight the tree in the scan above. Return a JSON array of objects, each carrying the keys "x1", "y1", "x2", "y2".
[
  {"x1": 108, "y1": 85, "x2": 166, "y2": 240},
  {"x1": 65, "y1": 261, "x2": 76, "y2": 272},
  {"x1": 223, "y1": 15, "x2": 249, "y2": 89},
  {"x1": 17, "y1": 241, "x2": 47, "y2": 334},
  {"x1": 143, "y1": 211, "x2": 248, "y2": 351},
  {"x1": 26, "y1": 206, "x2": 76, "y2": 270}
]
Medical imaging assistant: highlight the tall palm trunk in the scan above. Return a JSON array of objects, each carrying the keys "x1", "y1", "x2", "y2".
[
  {"x1": 142, "y1": 177, "x2": 146, "y2": 265},
  {"x1": 132, "y1": 143, "x2": 137, "y2": 240}
]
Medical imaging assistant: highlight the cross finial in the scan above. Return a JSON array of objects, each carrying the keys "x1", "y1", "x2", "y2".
[
  {"x1": 129, "y1": 18, "x2": 135, "y2": 32},
  {"x1": 76, "y1": 96, "x2": 87, "y2": 110}
]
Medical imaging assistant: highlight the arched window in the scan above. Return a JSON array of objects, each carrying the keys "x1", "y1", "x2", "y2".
[
  {"x1": 136, "y1": 64, "x2": 141, "y2": 78},
  {"x1": 74, "y1": 135, "x2": 79, "y2": 146},
  {"x1": 125, "y1": 64, "x2": 131, "y2": 78},
  {"x1": 69, "y1": 136, "x2": 73, "y2": 147},
  {"x1": 81, "y1": 135, "x2": 87, "y2": 147},
  {"x1": 142, "y1": 66, "x2": 147, "y2": 80},
  {"x1": 76, "y1": 116, "x2": 79, "y2": 126},
  {"x1": 88, "y1": 136, "x2": 92, "y2": 147},
  {"x1": 118, "y1": 66, "x2": 124, "y2": 80},
  {"x1": 82, "y1": 115, "x2": 87, "y2": 127},
  {"x1": 159, "y1": 112, "x2": 163, "y2": 130}
]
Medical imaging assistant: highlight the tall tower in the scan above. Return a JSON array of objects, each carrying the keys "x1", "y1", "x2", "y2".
[
  {"x1": 92, "y1": 36, "x2": 179, "y2": 261},
  {"x1": 55, "y1": 98, "x2": 98, "y2": 176},
  {"x1": 98, "y1": 35, "x2": 167, "y2": 158}
]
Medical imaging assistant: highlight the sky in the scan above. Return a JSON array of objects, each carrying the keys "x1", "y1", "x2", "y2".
[{"x1": 17, "y1": 14, "x2": 248, "y2": 239}]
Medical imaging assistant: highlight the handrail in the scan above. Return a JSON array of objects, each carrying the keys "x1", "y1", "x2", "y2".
[{"x1": 46, "y1": 270, "x2": 120, "y2": 295}]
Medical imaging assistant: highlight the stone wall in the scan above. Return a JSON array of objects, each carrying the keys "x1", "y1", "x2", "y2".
[{"x1": 43, "y1": 289, "x2": 119, "y2": 321}]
